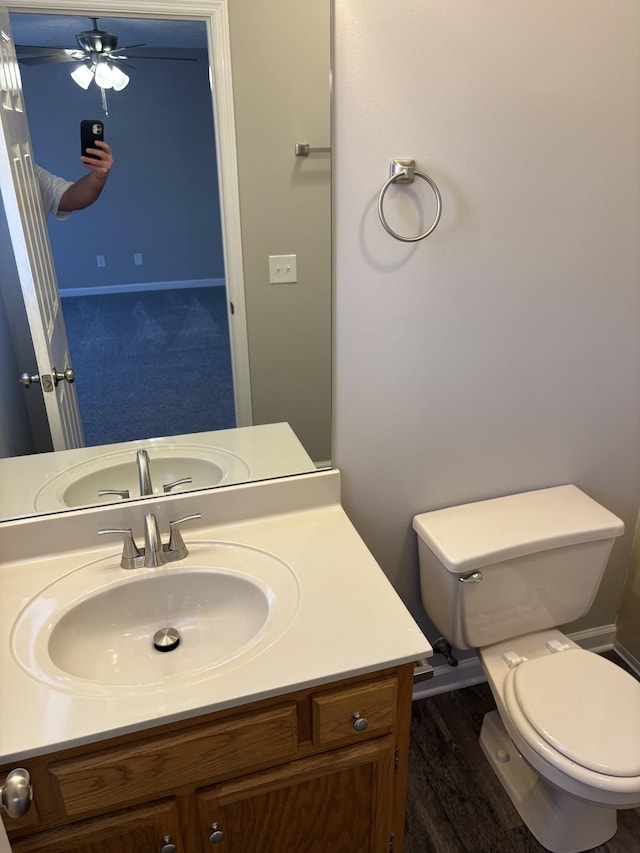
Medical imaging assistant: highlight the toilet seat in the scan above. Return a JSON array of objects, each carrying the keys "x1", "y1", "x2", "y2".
[{"x1": 503, "y1": 649, "x2": 640, "y2": 797}]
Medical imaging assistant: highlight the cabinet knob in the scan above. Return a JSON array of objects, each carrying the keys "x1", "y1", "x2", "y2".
[
  {"x1": 209, "y1": 822, "x2": 225, "y2": 843},
  {"x1": 352, "y1": 711, "x2": 369, "y2": 732},
  {"x1": 160, "y1": 836, "x2": 177, "y2": 853},
  {"x1": 1, "y1": 768, "x2": 33, "y2": 819}
]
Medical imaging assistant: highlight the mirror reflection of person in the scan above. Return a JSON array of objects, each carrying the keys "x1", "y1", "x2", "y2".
[{"x1": 35, "y1": 140, "x2": 114, "y2": 220}]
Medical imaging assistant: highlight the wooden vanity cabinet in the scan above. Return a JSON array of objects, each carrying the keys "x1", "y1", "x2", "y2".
[
  {"x1": 1, "y1": 664, "x2": 414, "y2": 853},
  {"x1": 8, "y1": 801, "x2": 182, "y2": 853},
  {"x1": 196, "y1": 738, "x2": 396, "y2": 852}
]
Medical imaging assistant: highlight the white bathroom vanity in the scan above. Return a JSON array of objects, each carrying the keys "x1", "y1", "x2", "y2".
[{"x1": 0, "y1": 470, "x2": 430, "y2": 851}]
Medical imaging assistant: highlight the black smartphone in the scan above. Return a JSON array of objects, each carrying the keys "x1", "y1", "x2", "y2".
[{"x1": 80, "y1": 120, "x2": 104, "y2": 159}]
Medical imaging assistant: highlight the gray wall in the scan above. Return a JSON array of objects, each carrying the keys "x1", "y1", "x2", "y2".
[
  {"x1": 229, "y1": 0, "x2": 332, "y2": 463},
  {"x1": 333, "y1": 0, "x2": 640, "y2": 649}
]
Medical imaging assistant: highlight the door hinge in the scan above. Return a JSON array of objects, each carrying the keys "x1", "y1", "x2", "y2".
[
  {"x1": 229, "y1": 301, "x2": 235, "y2": 315},
  {"x1": 394, "y1": 747, "x2": 400, "y2": 773},
  {"x1": 389, "y1": 832, "x2": 395, "y2": 851}
]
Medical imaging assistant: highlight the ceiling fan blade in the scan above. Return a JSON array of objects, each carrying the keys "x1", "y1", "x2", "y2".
[
  {"x1": 16, "y1": 45, "x2": 69, "y2": 55},
  {"x1": 115, "y1": 53, "x2": 198, "y2": 62},
  {"x1": 109, "y1": 57, "x2": 136, "y2": 70},
  {"x1": 17, "y1": 53, "x2": 78, "y2": 66}
]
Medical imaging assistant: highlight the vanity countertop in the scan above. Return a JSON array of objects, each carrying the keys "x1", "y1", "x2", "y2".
[{"x1": 0, "y1": 470, "x2": 431, "y2": 762}]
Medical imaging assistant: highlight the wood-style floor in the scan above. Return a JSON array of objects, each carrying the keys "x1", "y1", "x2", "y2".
[{"x1": 404, "y1": 653, "x2": 640, "y2": 853}]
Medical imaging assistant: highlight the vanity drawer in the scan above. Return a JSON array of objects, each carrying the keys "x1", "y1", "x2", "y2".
[
  {"x1": 49, "y1": 703, "x2": 298, "y2": 818},
  {"x1": 311, "y1": 677, "x2": 397, "y2": 746}
]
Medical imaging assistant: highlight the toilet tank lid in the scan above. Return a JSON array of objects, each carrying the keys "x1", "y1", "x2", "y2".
[{"x1": 412, "y1": 485, "x2": 624, "y2": 574}]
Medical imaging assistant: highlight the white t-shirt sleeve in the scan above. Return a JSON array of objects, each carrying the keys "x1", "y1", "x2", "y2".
[{"x1": 34, "y1": 165, "x2": 74, "y2": 220}]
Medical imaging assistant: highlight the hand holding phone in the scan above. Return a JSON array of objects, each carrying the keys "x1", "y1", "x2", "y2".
[{"x1": 80, "y1": 120, "x2": 104, "y2": 159}]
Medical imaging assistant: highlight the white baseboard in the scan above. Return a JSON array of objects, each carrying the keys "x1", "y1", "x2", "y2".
[
  {"x1": 59, "y1": 278, "x2": 225, "y2": 298},
  {"x1": 412, "y1": 624, "x2": 617, "y2": 700}
]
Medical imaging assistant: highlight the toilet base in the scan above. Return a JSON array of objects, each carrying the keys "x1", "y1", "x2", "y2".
[{"x1": 479, "y1": 711, "x2": 617, "y2": 853}]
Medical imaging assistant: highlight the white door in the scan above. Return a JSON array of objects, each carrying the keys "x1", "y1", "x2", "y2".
[{"x1": 0, "y1": 6, "x2": 82, "y2": 451}]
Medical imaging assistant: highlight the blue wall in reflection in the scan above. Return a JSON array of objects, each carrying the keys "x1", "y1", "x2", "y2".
[{"x1": 20, "y1": 44, "x2": 224, "y2": 293}]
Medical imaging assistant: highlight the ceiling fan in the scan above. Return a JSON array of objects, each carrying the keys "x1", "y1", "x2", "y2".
[
  {"x1": 15, "y1": 17, "x2": 196, "y2": 67},
  {"x1": 16, "y1": 18, "x2": 196, "y2": 107}
]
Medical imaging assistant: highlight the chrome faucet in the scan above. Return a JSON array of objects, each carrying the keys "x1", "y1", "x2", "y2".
[
  {"x1": 96, "y1": 449, "x2": 194, "y2": 501},
  {"x1": 98, "y1": 512, "x2": 202, "y2": 569},
  {"x1": 143, "y1": 512, "x2": 166, "y2": 567},
  {"x1": 137, "y1": 449, "x2": 153, "y2": 496},
  {"x1": 96, "y1": 449, "x2": 193, "y2": 501}
]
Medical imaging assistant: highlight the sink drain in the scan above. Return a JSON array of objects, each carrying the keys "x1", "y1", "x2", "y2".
[{"x1": 153, "y1": 627, "x2": 181, "y2": 652}]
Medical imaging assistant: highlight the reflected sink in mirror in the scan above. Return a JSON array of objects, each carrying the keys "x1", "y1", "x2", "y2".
[
  {"x1": 0, "y1": 424, "x2": 318, "y2": 522},
  {"x1": 11, "y1": 541, "x2": 300, "y2": 696},
  {"x1": 34, "y1": 444, "x2": 251, "y2": 512}
]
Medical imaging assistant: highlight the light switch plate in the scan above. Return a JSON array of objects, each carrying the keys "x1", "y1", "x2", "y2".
[{"x1": 269, "y1": 254, "x2": 297, "y2": 283}]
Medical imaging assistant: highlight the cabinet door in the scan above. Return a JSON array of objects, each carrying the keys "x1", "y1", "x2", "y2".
[
  {"x1": 197, "y1": 737, "x2": 396, "y2": 853},
  {"x1": 9, "y1": 801, "x2": 181, "y2": 853}
]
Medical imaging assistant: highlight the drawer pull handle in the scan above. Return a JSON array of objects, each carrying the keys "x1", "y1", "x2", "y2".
[
  {"x1": 1, "y1": 768, "x2": 33, "y2": 819},
  {"x1": 160, "y1": 836, "x2": 177, "y2": 853},
  {"x1": 352, "y1": 712, "x2": 369, "y2": 732},
  {"x1": 209, "y1": 822, "x2": 225, "y2": 844}
]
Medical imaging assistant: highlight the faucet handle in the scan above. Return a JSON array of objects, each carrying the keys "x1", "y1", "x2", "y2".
[
  {"x1": 97, "y1": 489, "x2": 131, "y2": 500},
  {"x1": 166, "y1": 513, "x2": 202, "y2": 559},
  {"x1": 163, "y1": 477, "x2": 193, "y2": 494},
  {"x1": 97, "y1": 527, "x2": 143, "y2": 569}
]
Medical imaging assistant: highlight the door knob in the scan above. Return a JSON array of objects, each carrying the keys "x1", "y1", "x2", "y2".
[
  {"x1": 159, "y1": 836, "x2": 177, "y2": 853},
  {"x1": 52, "y1": 366, "x2": 75, "y2": 385},
  {"x1": 20, "y1": 366, "x2": 74, "y2": 391},
  {"x1": 1, "y1": 768, "x2": 33, "y2": 818},
  {"x1": 19, "y1": 372, "x2": 41, "y2": 388}
]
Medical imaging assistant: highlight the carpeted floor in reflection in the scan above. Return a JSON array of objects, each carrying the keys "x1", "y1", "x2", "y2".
[{"x1": 61, "y1": 286, "x2": 236, "y2": 447}]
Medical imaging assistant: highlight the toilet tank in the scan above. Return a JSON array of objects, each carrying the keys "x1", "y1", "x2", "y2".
[{"x1": 412, "y1": 485, "x2": 624, "y2": 650}]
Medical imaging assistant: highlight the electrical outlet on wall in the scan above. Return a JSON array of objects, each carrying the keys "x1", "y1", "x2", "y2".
[
  {"x1": 96, "y1": 255, "x2": 105, "y2": 268},
  {"x1": 268, "y1": 254, "x2": 297, "y2": 284}
]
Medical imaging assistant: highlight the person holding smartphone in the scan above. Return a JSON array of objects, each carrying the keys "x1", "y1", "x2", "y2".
[{"x1": 36, "y1": 138, "x2": 114, "y2": 220}]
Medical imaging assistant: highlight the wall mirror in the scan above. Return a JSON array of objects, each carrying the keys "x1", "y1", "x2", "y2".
[{"x1": 0, "y1": 0, "x2": 331, "y2": 523}]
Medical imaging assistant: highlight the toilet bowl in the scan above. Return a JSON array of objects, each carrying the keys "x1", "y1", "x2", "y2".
[
  {"x1": 478, "y1": 630, "x2": 640, "y2": 851},
  {"x1": 413, "y1": 485, "x2": 640, "y2": 852}
]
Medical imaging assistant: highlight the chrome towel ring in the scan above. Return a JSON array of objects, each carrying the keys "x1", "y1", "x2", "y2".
[{"x1": 377, "y1": 159, "x2": 442, "y2": 242}]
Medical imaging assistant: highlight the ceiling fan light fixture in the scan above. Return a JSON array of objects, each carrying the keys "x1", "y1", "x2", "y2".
[
  {"x1": 94, "y1": 60, "x2": 115, "y2": 89},
  {"x1": 110, "y1": 64, "x2": 130, "y2": 91},
  {"x1": 70, "y1": 64, "x2": 94, "y2": 89}
]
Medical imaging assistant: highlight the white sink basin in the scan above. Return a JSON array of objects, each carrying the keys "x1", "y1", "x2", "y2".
[
  {"x1": 34, "y1": 445, "x2": 252, "y2": 511},
  {"x1": 11, "y1": 542, "x2": 299, "y2": 696}
]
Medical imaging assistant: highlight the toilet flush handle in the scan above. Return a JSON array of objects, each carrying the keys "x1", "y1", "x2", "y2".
[{"x1": 459, "y1": 571, "x2": 483, "y2": 583}]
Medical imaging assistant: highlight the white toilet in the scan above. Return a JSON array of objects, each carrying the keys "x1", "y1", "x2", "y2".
[{"x1": 413, "y1": 484, "x2": 640, "y2": 853}]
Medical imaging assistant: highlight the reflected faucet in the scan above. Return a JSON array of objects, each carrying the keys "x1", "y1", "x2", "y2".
[
  {"x1": 137, "y1": 449, "x2": 153, "y2": 496},
  {"x1": 96, "y1": 450, "x2": 193, "y2": 501}
]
